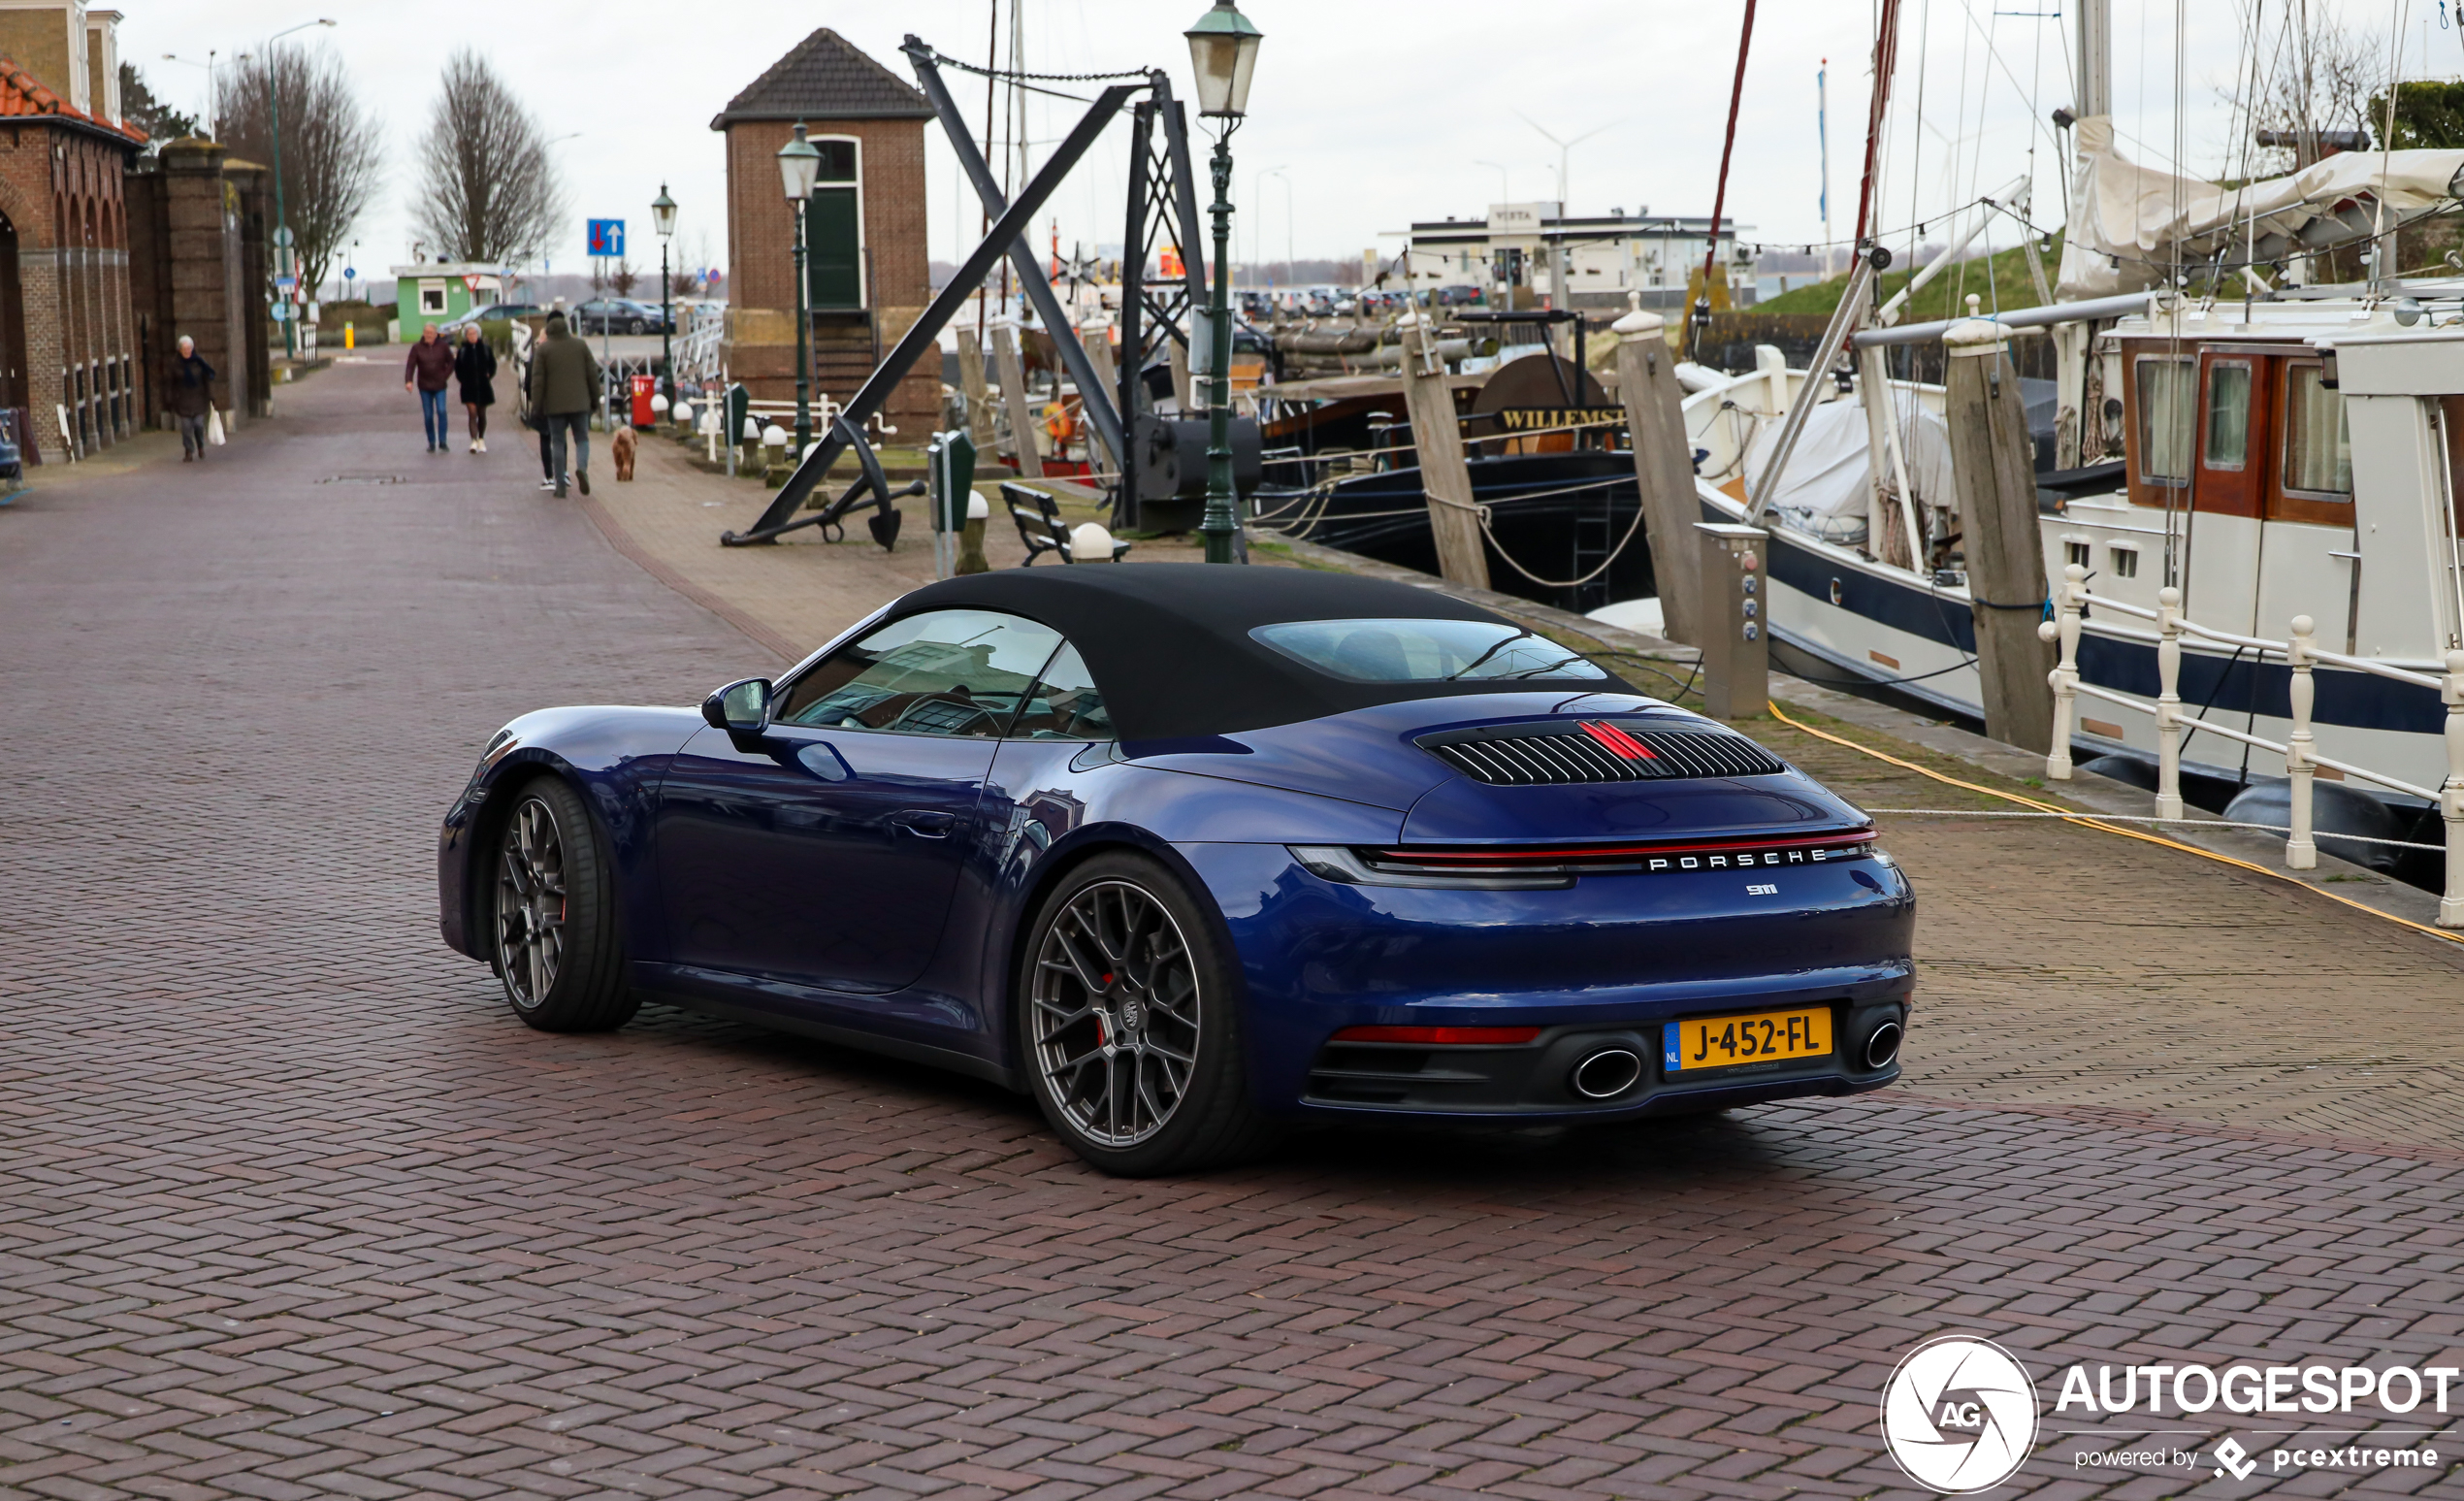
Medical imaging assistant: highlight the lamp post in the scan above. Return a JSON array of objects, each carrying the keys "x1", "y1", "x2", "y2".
[
  {"x1": 256, "y1": 18, "x2": 337, "y2": 361},
  {"x1": 651, "y1": 182, "x2": 677, "y2": 408},
  {"x1": 1184, "y1": 0, "x2": 1263, "y2": 565},
  {"x1": 776, "y1": 123, "x2": 820, "y2": 457},
  {"x1": 159, "y1": 51, "x2": 216, "y2": 140}
]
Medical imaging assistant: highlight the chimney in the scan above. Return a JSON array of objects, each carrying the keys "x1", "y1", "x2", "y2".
[
  {"x1": 0, "y1": 2, "x2": 91, "y2": 115},
  {"x1": 86, "y1": 8, "x2": 118, "y2": 126}
]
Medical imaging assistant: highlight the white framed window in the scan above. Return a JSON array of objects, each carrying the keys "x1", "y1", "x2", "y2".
[{"x1": 418, "y1": 281, "x2": 447, "y2": 315}]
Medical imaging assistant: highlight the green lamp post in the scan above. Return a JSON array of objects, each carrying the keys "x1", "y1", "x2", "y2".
[
  {"x1": 1184, "y1": 0, "x2": 1263, "y2": 564},
  {"x1": 776, "y1": 124, "x2": 821, "y2": 458},
  {"x1": 651, "y1": 182, "x2": 677, "y2": 408}
]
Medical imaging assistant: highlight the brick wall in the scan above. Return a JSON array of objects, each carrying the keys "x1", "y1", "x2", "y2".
[{"x1": 722, "y1": 116, "x2": 937, "y2": 429}]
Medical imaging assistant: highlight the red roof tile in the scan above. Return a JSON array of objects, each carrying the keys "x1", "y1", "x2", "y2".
[{"x1": 0, "y1": 54, "x2": 142, "y2": 143}]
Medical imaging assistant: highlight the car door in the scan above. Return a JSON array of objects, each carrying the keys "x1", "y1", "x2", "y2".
[{"x1": 653, "y1": 608, "x2": 1064, "y2": 995}]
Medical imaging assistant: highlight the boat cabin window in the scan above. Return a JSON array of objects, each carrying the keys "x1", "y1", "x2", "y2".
[
  {"x1": 2202, "y1": 361, "x2": 2253, "y2": 471},
  {"x1": 2135, "y1": 356, "x2": 2194, "y2": 487},
  {"x1": 2110, "y1": 545, "x2": 2139, "y2": 578},
  {"x1": 2280, "y1": 364, "x2": 2351, "y2": 503}
]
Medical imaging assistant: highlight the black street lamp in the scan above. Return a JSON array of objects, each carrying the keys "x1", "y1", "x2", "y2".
[
  {"x1": 1184, "y1": 1, "x2": 1263, "y2": 565},
  {"x1": 776, "y1": 124, "x2": 821, "y2": 459},
  {"x1": 651, "y1": 182, "x2": 677, "y2": 408},
  {"x1": 255, "y1": 17, "x2": 336, "y2": 361}
]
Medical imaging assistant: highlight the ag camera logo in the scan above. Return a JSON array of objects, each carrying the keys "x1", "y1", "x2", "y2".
[{"x1": 1881, "y1": 1336, "x2": 2040, "y2": 1492}]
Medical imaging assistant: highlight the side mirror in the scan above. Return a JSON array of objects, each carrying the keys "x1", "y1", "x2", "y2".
[{"x1": 700, "y1": 677, "x2": 773, "y2": 734}]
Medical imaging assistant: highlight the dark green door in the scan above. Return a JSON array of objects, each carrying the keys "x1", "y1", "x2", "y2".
[{"x1": 806, "y1": 188, "x2": 860, "y2": 310}]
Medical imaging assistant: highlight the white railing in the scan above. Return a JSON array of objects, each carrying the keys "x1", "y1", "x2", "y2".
[
  {"x1": 2039, "y1": 563, "x2": 2464, "y2": 926},
  {"x1": 672, "y1": 306, "x2": 726, "y2": 386}
]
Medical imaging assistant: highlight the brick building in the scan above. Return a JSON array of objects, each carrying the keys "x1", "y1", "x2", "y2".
[
  {"x1": 0, "y1": 0, "x2": 146, "y2": 460},
  {"x1": 711, "y1": 28, "x2": 938, "y2": 434}
]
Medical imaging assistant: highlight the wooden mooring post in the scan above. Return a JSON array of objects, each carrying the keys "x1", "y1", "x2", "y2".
[
  {"x1": 990, "y1": 322, "x2": 1044, "y2": 479},
  {"x1": 1943, "y1": 316, "x2": 2056, "y2": 752},
  {"x1": 1396, "y1": 311, "x2": 1490, "y2": 589},
  {"x1": 1612, "y1": 307, "x2": 1701, "y2": 645}
]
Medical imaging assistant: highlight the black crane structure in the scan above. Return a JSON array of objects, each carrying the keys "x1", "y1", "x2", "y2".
[{"x1": 722, "y1": 36, "x2": 1211, "y2": 548}]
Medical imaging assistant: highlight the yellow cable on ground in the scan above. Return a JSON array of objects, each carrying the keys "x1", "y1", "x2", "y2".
[{"x1": 1766, "y1": 699, "x2": 2464, "y2": 948}]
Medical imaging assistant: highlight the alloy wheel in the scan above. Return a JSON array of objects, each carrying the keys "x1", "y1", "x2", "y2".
[
  {"x1": 495, "y1": 796, "x2": 567, "y2": 1008},
  {"x1": 1029, "y1": 879, "x2": 1202, "y2": 1147}
]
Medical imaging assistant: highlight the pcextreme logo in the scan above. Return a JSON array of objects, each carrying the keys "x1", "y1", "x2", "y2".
[{"x1": 1880, "y1": 1336, "x2": 2040, "y2": 1493}]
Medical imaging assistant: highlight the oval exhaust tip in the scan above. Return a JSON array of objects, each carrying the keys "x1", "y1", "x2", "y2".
[
  {"x1": 1571, "y1": 1048, "x2": 1643, "y2": 1099},
  {"x1": 1863, "y1": 1022, "x2": 1903, "y2": 1070}
]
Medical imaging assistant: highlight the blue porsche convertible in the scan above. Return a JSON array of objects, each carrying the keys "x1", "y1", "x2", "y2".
[{"x1": 438, "y1": 565, "x2": 1913, "y2": 1174}]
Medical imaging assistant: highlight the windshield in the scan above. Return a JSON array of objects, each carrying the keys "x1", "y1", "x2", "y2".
[{"x1": 1250, "y1": 618, "x2": 1607, "y2": 683}]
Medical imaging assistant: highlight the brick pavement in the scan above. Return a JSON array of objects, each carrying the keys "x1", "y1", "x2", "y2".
[{"x1": 3, "y1": 362, "x2": 2463, "y2": 1500}]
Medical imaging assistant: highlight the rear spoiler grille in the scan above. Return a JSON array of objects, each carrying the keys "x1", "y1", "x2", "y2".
[{"x1": 1418, "y1": 720, "x2": 1788, "y2": 785}]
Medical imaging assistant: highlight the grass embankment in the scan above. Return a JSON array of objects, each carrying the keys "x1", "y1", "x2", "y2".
[{"x1": 1757, "y1": 236, "x2": 2061, "y2": 320}]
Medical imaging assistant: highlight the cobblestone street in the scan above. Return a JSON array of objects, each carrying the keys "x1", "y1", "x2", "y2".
[{"x1": 4, "y1": 364, "x2": 2462, "y2": 1499}]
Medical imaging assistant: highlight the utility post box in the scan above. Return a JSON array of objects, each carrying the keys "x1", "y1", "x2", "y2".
[
  {"x1": 629, "y1": 374, "x2": 656, "y2": 429},
  {"x1": 925, "y1": 430, "x2": 978, "y2": 580},
  {"x1": 1695, "y1": 522, "x2": 1769, "y2": 721}
]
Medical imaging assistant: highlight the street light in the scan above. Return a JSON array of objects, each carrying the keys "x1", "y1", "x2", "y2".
[
  {"x1": 651, "y1": 182, "x2": 677, "y2": 408},
  {"x1": 775, "y1": 123, "x2": 820, "y2": 458},
  {"x1": 1249, "y1": 163, "x2": 1283, "y2": 298},
  {"x1": 258, "y1": 17, "x2": 337, "y2": 362},
  {"x1": 1263, "y1": 167, "x2": 1292, "y2": 309},
  {"x1": 1183, "y1": 0, "x2": 1262, "y2": 566},
  {"x1": 159, "y1": 51, "x2": 216, "y2": 140}
]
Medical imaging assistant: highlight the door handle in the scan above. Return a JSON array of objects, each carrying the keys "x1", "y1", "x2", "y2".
[{"x1": 891, "y1": 809, "x2": 956, "y2": 837}]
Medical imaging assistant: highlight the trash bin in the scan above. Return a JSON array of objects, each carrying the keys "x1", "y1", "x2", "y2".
[{"x1": 629, "y1": 374, "x2": 656, "y2": 429}]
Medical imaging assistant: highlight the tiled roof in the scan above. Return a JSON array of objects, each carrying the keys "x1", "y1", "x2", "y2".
[
  {"x1": 710, "y1": 28, "x2": 933, "y2": 129},
  {"x1": 0, "y1": 54, "x2": 142, "y2": 143}
]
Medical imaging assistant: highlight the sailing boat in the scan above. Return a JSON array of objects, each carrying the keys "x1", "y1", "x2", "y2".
[{"x1": 1695, "y1": 3, "x2": 2464, "y2": 869}]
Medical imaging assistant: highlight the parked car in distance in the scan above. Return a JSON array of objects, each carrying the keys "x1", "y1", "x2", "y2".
[
  {"x1": 438, "y1": 302, "x2": 542, "y2": 334},
  {"x1": 572, "y1": 298, "x2": 674, "y2": 336}
]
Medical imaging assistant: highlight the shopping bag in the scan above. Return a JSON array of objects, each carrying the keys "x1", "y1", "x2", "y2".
[{"x1": 207, "y1": 408, "x2": 226, "y2": 446}]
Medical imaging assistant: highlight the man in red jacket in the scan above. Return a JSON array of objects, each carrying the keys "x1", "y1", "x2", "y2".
[{"x1": 404, "y1": 323, "x2": 456, "y2": 452}]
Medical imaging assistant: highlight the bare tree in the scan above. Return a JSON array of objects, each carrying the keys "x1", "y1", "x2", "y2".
[
  {"x1": 215, "y1": 45, "x2": 383, "y2": 297},
  {"x1": 2242, "y1": 12, "x2": 2390, "y2": 174},
  {"x1": 609, "y1": 255, "x2": 639, "y2": 298},
  {"x1": 411, "y1": 50, "x2": 563, "y2": 265}
]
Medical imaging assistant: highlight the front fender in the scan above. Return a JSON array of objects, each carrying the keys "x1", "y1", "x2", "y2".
[{"x1": 437, "y1": 705, "x2": 702, "y2": 962}]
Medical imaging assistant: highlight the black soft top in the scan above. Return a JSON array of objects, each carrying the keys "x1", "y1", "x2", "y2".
[{"x1": 878, "y1": 563, "x2": 1630, "y2": 742}]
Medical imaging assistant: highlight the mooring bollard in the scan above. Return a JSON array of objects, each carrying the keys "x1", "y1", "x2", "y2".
[
  {"x1": 2155, "y1": 586, "x2": 2185, "y2": 821},
  {"x1": 2286, "y1": 615, "x2": 2318, "y2": 870},
  {"x1": 2041, "y1": 563, "x2": 2086, "y2": 780},
  {"x1": 2442, "y1": 650, "x2": 2464, "y2": 928}
]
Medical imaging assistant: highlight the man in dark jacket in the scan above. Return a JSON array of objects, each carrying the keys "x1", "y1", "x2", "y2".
[
  {"x1": 169, "y1": 336, "x2": 214, "y2": 461},
  {"x1": 525, "y1": 313, "x2": 600, "y2": 497},
  {"x1": 404, "y1": 323, "x2": 456, "y2": 452}
]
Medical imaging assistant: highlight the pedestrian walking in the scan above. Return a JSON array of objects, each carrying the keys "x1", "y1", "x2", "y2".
[
  {"x1": 454, "y1": 324, "x2": 497, "y2": 454},
  {"x1": 525, "y1": 312, "x2": 600, "y2": 498},
  {"x1": 405, "y1": 323, "x2": 456, "y2": 452},
  {"x1": 169, "y1": 335, "x2": 214, "y2": 461}
]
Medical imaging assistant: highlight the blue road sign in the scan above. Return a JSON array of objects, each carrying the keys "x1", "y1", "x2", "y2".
[
  {"x1": 342, "y1": 266, "x2": 356, "y2": 280},
  {"x1": 587, "y1": 219, "x2": 626, "y2": 258}
]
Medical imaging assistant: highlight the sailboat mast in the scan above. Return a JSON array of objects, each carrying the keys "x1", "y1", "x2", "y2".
[
  {"x1": 1852, "y1": 0, "x2": 1902, "y2": 245},
  {"x1": 1691, "y1": 0, "x2": 1759, "y2": 355},
  {"x1": 2075, "y1": 0, "x2": 2111, "y2": 118}
]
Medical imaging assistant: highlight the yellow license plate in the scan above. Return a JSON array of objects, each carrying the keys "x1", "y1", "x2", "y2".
[{"x1": 1663, "y1": 1007, "x2": 1832, "y2": 1072}]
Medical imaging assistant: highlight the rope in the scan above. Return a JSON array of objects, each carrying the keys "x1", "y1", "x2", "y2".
[
  {"x1": 1861, "y1": 807, "x2": 2444, "y2": 853},
  {"x1": 1763, "y1": 701, "x2": 2464, "y2": 945},
  {"x1": 1478, "y1": 489, "x2": 1650, "y2": 589}
]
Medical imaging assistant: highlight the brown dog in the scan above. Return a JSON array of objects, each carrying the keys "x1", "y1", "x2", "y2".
[{"x1": 610, "y1": 423, "x2": 637, "y2": 481}]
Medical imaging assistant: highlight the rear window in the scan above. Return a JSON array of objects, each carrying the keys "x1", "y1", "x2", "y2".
[{"x1": 1250, "y1": 618, "x2": 1607, "y2": 683}]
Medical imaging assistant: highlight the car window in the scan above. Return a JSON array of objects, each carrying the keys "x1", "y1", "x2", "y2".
[
  {"x1": 1009, "y1": 644, "x2": 1113, "y2": 739},
  {"x1": 774, "y1": 609, "x2": 1064, "y2": 736},
  {"x1": 1250, "y1": 618, "x2": 1608, "y2": 682}
]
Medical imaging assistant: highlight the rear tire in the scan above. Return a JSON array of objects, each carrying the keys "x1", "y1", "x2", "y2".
[
  {"x1": 1018, "y1": 853, "x2": 1274, "y2": 1175},
  {"x1": 490, "y1": 777, "x2": 637, "y2": 1032}
]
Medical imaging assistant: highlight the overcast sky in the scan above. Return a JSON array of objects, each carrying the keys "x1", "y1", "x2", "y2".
[{"x1": 128, "y1": 0, "x2": 2431, "y2": 294}]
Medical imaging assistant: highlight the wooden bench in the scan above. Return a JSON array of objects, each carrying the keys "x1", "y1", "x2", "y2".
[{"x1": 1004, "y1": 482, "x2": 1130, "y2": 566}]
